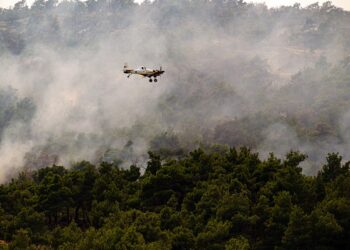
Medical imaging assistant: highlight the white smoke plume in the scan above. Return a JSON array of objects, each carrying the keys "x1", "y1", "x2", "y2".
[{"x1": 0, "y1": 0, "x2": 349, "y2": 180}]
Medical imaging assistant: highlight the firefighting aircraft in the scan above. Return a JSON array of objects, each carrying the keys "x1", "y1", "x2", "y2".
[{"x1": 123, "y1": 63, "x2": 164, "y2": 82}]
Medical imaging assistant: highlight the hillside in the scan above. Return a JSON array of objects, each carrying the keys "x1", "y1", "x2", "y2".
[
  {"x1": 0, "y1": 1, "x2": 349, "y2": 178},
  {"x1": 0, "y1": 0, "x2": 350, "y2": 248},
  {"x1": 1, "y1": 147, "x2": 350, "y2": 249}
]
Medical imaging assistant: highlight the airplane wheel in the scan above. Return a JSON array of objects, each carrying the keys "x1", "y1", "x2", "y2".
[
  {"x1": 149, "y1": 79, "x2": 153, "y2": 82},
  {"x1": 154, "y1": 78, "x2": 158, "y2": 82}
]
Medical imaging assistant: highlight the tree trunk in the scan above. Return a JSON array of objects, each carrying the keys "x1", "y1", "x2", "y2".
[
  {"x1": 83, "y1": 206, "x2": 91, "y2": 226},
  {"x1": 66, "y1": 207, "x2": 70, "y2": 223},
  {"x1": 54, "y1": 211, "x2": 58, "y2": 225},
  {"x1": 75, "y1": 205, "x2": 80, "y2": 223}
]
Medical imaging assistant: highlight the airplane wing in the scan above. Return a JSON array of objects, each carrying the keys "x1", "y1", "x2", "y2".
[{"x1": 149, "y1": 71, "x2": 164, "y2": 77}]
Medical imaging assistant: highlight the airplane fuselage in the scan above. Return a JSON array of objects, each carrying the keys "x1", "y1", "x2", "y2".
[{"x1": 123, "y1": 65, "x2": 164, "y2": 82}]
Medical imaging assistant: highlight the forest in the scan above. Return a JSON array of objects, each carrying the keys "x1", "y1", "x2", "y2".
[
  {"x1": 1, "y1": 147, "x2": 350, "y2": 249},
  {"x1": 0, "y1": 0, "x2": 350, "y2": 248}
]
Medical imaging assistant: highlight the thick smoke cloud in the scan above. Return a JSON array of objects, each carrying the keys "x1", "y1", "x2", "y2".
[{"x1": 0, "y1": 0, "x2": 349, "y2": 181}]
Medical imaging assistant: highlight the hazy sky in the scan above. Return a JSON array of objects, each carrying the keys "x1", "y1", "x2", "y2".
[
  {"x1": 0, "y1": 0, "x2": 350, "y2": 10},
  {"x1": 251, "y1": 0, "x2": 350, "y2": 9}
]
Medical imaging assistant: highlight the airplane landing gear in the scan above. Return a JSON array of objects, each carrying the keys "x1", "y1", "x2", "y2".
[
  {"x1": 149, "y1": 78, "x2": 153, "y2": 82},
  {"x1": 154, "y1": 78, "x2": 158, "y2": 82}
]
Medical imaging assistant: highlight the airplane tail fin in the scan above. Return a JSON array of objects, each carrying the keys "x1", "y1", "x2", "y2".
[{"x1": 123, "y1": 63, "x2": 132, "y2": 75}]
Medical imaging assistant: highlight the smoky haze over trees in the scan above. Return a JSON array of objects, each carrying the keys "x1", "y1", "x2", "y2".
[{"x1": 0, "y1": 0, "x2": 349, "y2": 181}]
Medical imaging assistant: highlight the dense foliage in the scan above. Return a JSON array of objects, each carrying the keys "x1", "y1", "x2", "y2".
[{"x1": 1, "y1": 147, "x2": 350, "y2": 249}]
